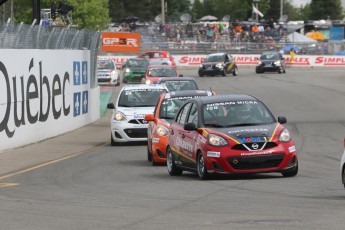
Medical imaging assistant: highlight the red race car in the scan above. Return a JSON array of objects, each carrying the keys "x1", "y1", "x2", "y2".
[
  {"x1": 145, "y1": 90, "x2": 214, "y2": 165},
  {"x1": 166, "y1": 94, "x2": 298, "y2": 179},
  {"x1": 138, "y1": 50, "x2": 176, "y2": 67},
  {"x1": 142, "y1": 65, "x2": 182, "y2": 84}
]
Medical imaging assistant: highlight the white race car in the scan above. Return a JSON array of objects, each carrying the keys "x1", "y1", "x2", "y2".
[
  {"x1": 107, "y1": 84, "x2": 166, "y2": 145},
  {"x1": 97, "y1": 59, "x2": 120, "y2": 86}
]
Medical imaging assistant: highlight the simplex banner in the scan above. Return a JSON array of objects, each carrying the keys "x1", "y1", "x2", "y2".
[{"x1": 99, "y1": 54, "x2": 345, "y2": 67}]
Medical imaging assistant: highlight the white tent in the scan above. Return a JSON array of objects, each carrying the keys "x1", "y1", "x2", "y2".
[{"x1": 282, "y1": 32, "x2": 316, "y2": 43}]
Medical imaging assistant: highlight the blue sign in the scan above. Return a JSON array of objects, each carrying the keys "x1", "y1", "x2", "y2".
[
  {"x1": 82, "y1": 61, "x2": 88, "y2": 84},
  {"x1": 329, "y1": 27, "x2": 344, "y2": 41},
  {"x1": 73, "y1": 61, "x2": 81, "y2": 85},
  {"x1": 82, "y1": 91, "x2": 89, "y2": 114},
  {"x1": 73, "y1": 92, "x2": 81, "y2": 117}
]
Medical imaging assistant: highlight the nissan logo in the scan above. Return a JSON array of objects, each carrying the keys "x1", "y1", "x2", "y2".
[{"x1": 252, "y1": 143, "x2": 259, "y2": 150}]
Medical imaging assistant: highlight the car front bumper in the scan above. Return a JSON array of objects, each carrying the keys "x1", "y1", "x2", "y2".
[
  {"x1": 203, "y1": 143, "x2": 298, "y2": 174},
  {"x1": 111, "y1": 120, "x2": 148, "y2": 143}
]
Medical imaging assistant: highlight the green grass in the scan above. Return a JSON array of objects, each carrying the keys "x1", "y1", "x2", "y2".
[{"x1": 100, "y1": 91, "x2": 114, "y2": 117}]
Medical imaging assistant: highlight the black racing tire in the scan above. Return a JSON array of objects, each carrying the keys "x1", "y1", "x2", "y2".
[
  {"x1": 221, "y1": 69, "x2": 226, "y2": 76},
  {"x1": 166, "y1": 146, "x2": 183, "y2": 176},
  {"x1": 111, "y1": 133, "x2": 118, "y2": 146},
  {"x1": 282, "y1": 162, "x2": 298, "y2": 177},
  {"x1": 278, "y1": 67, "x2": 283, "y2": 74},
  {"x1": 233, "y1": 67, "x2": 238, "y2": 76},
  {"x1": 198, "y1": 72, "x2": 204, "y2": 77},
  {"x1": 197, "y1": 152, "x2": 209, "y2": 180},
  {"x1": 256, "y1": 69, "x2": 262, "y2": 74},
  {"x1": 283, "y1": 69, "x2": 286, "y2": 73},
  {"x1": 342, "y1": 166, "x2": 345, "y2": 188},
  {"x1": 147, "y1": 145, "x2": 152, "y2": 162}
]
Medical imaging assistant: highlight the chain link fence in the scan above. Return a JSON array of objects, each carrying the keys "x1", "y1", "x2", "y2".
[{"x1": 0, "y1": 20, "x2": 101, "y2": 88}]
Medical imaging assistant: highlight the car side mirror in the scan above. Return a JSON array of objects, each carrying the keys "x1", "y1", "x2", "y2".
[
  {"x1": 184, "y1": 123, "x2": 197, "y2": 131},
  {"x1": 179, "y1": 74, "x2": 183, "y2": 77},
  {"x1": 145, "y1": 114, "x2": 154, "y2": 121},
  {"x1": 278, "y1": 116, "x2": 287, "y2": 124},
  {"x1": 107, "y1": 103, "x2": 115, "y2": 109}
]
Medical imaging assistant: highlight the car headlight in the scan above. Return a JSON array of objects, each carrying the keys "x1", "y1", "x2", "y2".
[
  {"x1": 257, "y1": 61, "x2": 262, "y2": 65},
  {"x1": 110, "y1": 70, "x2": 117, "y2": 75},
  {"x1": 199, "y1": 64, "x2": 203, "y2": 68},
  {"x1": 208, "y1": 134, "x2": 228, "y2": 146},
  {"x1": 156, "y1": 125, "x2": 169, "y2": 136},
  {"x1": 113, "y1": 111, "x2": 126, "y2": 121},
  {"x1": 145, "y1": 79, "x2": 152, "y2": 84},
  {"x1": 125, "y1": 68, "x2": 130, "y2": 73},
  {"x1": 278, "y1": 128, "x2": 291, "y2": 142},
  {"x1": 216, "y1": 63, "x2": 223, "y2": 68},
  {"x1": 274, "y1": 61, "x2": 281, "y2": 66}
]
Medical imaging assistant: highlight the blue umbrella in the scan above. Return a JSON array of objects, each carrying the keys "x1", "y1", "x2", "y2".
[{"x1": 281, "y1": 45, "x2": 300, "y2": 53}]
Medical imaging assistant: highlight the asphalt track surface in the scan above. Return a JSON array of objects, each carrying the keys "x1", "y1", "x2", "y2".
[{"x1": 0, "y1": 66, "x2": 345, "y2": 230}]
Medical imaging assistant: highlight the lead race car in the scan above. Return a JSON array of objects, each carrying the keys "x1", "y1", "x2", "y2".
[
  {"x1": 198, "y1": 52, "x2": 238, "y2": 77},
  {"x1": 166, "y1": 94, "x2": 298, "y2": 179}
]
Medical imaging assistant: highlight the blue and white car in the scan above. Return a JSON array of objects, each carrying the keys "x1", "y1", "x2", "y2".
[{"x1": 107, "y1": 84, "x2": 166, "y2": 145}]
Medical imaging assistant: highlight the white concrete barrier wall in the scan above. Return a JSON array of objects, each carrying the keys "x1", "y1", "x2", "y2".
[
  {"x1": 0, "y1": 49, "x2": 100, "y2": 152},
  {"x1": 99, "y1": 54, "x2": 345, "y2": 67}
]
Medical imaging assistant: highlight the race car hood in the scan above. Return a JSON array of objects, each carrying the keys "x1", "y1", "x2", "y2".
[
  {"x1": 207, "y1": 123, "x2": 279, "y2": 143},
  {"x1": 117, "y1": 107, "x2": 155, "y2": 118},
  {"x1": 159, "y1": 118, "x2": 173, "y2": 127},
  {"x1": 260, "y1": 60, "x2": 278, "y2": 65},
  {"x1": 201, "y1": 61, "x2": 223, "y2": 66}
]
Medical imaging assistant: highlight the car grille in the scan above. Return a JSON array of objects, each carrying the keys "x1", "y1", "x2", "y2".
[
  {"x1": 232, "y1": 142, "x2": 278, "y2": 151},
  {"x1": 203, "y1": 64, "x2": 215, "y2": 69},
  {"x1": 98, "y1": 78, "x2": 110, "y2": 83},
  {"x1": 128, "y1": 119, "x2": 148, "y2": 124},
  {"x1": 124, "y1": 128, "x2": 147, "y2": 138},
  {"x1": 132, "y1": 71, "x2": 145, "y2": 75},
  {"x1": 227, "y1": 154, "x2": 284, "y2": 170}
]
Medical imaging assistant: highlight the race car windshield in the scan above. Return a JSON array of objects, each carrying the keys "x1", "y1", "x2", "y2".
[
  {"x1": 260, "y1": 53, "x2": 279, "y2": 60},
  {"x1": 97, "y1": 60, "x2": 115, "y2": 70},
  {"x1": 204, "y1": 55, "x2": 223, "y2": 62},
  {"x1": 164, "y1": 81, "x2": 198, "y2": 91},
  {"x1": 148, "y1": 68, "x2": 177, "y2": 77},
  {"x1": 127, "y1": 59, "x2": 149, "y2": 68},
  {"x1": 118, "y1": 89, "x2": 164, "y2": 107},
  {"x1": 203, "y1": 101, "x2": 276, "y2": 127},
  {"x1": 159, "y1": 98, "x2": 189, "y2": 119}
]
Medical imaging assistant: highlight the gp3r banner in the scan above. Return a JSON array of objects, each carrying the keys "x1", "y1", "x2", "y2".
[{"x1": 101, "y1": 32, "x2": 140, "y2": 52}]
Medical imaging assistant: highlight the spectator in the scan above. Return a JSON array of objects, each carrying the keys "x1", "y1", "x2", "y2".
[{"x1": 290, "y1": 48, "x2": 296, "y2": 62}]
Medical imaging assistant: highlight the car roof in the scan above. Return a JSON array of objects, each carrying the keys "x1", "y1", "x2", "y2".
[
  {"x1": 127, "y1": 58, "x2": 148, "y2": 61},
  {"x1": 121, "y1": 84, "x2": 166, "y2": 91},
  {"x1": 165, "y1": 90, "x2": 212, "y2": 99},
  {"x1": 157, "y1": 77, "x2": 195, "y2": 82},
  {"x1": 147, "y1": 65, "x2": 175, "y2": 68},
  {"x1": 262, "y1": 51, "x2": 280, "y2": 54},
  {"x1": 207, "y1": 52, "x2": 226, "y2": 56},
  {"x1": 194, "y1": 94, "x2": 258, "y2": 104}
]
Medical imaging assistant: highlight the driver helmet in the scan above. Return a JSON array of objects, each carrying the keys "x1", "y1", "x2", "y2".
[{"x1": 236, "y1": 105, "x2": 251, "y2": 121}]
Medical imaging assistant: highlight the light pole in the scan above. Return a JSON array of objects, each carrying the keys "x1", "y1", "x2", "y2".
[
  {"x1": 280, "y1": 0, "x2": 283, "y2": 22},
  {"x1": 253, "y1": 0, "x2": 260, "y2": 22},
  {"x1": 161, "y1": 0, "x2": 165, "y2": 24}
]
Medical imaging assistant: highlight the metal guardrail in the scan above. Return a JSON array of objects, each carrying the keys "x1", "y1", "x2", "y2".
[{"x1": 0, "y1": 20, "x2": 101, "y2": 88}]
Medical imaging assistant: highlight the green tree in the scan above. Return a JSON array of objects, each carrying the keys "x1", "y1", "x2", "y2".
[
  {"x1": 166, "y1": 0, "x2": 191, "y2": 22},
  {"x1": 310, "y1": 0, "x2": 344, "y2": 20},
  {"x1": 191, "y1": 0, "x2": 204, "y2": 20},
  {"x1": 13, "y1": 0, "x2": 111, "y2": 30}
]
